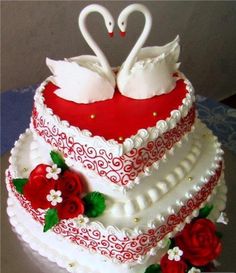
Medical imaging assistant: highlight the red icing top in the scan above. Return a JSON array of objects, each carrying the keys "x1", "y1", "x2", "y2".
[{"x1": 43, "y1": 80, "x2": 188, "y2": 141}]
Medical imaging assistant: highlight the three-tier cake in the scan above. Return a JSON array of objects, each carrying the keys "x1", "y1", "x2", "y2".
[{"x1": 5, "y1": 4, "x2": 227, "y2": 273}]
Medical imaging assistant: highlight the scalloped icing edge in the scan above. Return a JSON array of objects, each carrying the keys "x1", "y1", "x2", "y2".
[
  {"x1": 7, "y1": 122, "x2": 224, "y2": 240},
  {"x1": 9, "y1": 123, "x2": 224, "y2": 234},
  {"x1": 6, "y1": 173, "x2": 226, "y2": 268},
  {"x1": 30, "y1": 121, "x2": 197, "y2": 193},
  {"x1": 6, "y1": 196, "x2": 106, "y2": 273},
  {"x1": 7, "y1": 119, "x2": 204, "y2": 216},
  {"x1": 107, "y1": 129, "x2": 202, "y2": 216},
  {"x1": 135, "y1": 176, "x2": 227, "y2": 265},
  {"x1": 32, "y1": 71, "x2": 195, "y2": 157},
  {"x1": 29, "y1": 123, "x2": 203, "y2": 213},
  {"x1": 7, "y1": 192, "x2": 168, "y2": 272}
]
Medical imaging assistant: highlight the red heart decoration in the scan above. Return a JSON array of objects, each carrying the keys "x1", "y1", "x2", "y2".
[{"x1": 43, "y1": 79, "x2": 187, "y2": 142}]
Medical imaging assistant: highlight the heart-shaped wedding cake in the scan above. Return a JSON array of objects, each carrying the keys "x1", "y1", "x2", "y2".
[{"x1": 6, "y1": 4, "x2": 227, "y2": 273}]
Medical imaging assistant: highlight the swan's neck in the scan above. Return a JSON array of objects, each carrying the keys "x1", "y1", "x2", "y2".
[
  {"x1": 79, "y1": 5, "x2": 114, "y2": 85},
  {"x1": 122, "y1": 5, "x2": 152, "y2": 74}
]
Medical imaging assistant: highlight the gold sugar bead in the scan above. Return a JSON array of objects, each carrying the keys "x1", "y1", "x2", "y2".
[
  {"x1": 188, "y1": 176, "x2": 193, "y2": 181},
  {"x1": 153, "y1": 111, "x2": 157, "y2": 117},
  {"x1": 134, "y1": 217, "x2": 140, "y2": 223}
]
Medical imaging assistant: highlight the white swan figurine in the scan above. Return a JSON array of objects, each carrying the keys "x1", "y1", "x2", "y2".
[
  {"x1": 46, "y1": 4, "x2": 115, "y2": 104},
  {"x1": 117, "y1": 3, "x2": 180, "y2": 100}
]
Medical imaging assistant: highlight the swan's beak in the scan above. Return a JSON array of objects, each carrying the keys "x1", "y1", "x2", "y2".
[
  {"x1": 120, "y1": 31, "x2": 126, "y2": 37},
  {"x1": 108, "y1": 32, "x2": 114, "y2": 38}
]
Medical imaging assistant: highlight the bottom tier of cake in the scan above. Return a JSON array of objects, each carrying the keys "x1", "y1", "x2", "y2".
[{"x1": 6, "y1": 178, "x2": 226, "y2": 273}]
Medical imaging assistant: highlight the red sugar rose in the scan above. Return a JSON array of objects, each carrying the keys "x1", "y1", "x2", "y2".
[
  {"x1": 160, "y1": 253, "x2": 187, "y2": 273},
  {"x1": 29, "y1": 164, "x2": 49, "y2": 180},
  {"x1": 23, "y1": 164, "x2": 85, "y2": 221},
  {"x1": 175, "y1": 218, "x2": 222, "y2": 267},
  {"x1": 24, "y1": 175, "x2": 56, "y2": 210},
  {"x1": 56, "y1": 170, "x2": 83, "y2": 198},
  {"x1": 24, "y1": 164, "x2": 56, "y2": 210},
  {"x1": 57, "y1": 196, "x2": 84, "y2": 220}
]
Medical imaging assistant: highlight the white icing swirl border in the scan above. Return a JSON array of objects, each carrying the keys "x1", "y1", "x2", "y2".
[
  {"x1": 6, "y1": 123, "x2": 225, "y2": 264},
  {"x1": 31, "y1": 122, "x2": 196, "y2": 195},
  {"x1": 33, "y1": 72, "x2": 195, "y2": 157},
  {"x1": 7, "y1": 125, "x2": 224, "y2": 238},
  {"x1": 107, "y1": 131, "x2": 202, "y2": 216},
  {"x1": 6, "y1": 171, "x2": 226, "y2": 268}
]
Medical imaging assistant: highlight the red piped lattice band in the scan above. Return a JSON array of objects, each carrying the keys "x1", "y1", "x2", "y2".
[
  {"x1": 32, "y1": 106, "x2": 196, "y2": 186},
  {"x1": 7, "y1": 162, "x2": 222, "y2": 263}
]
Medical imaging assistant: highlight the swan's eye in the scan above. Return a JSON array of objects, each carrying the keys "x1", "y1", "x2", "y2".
[
  {"x1": 121, "y1": 22, "x2": 124, "y2": 25},
  {"x1": 109, "y1": 22, "x2": 112, "y2": 26}
]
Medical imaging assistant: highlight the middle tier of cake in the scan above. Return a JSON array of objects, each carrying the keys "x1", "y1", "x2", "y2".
[{"x1": 7, "y1": 118, "x2": 224, "y2": 266}]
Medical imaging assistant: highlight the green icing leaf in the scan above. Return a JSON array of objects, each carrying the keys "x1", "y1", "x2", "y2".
[
  {"x1": 43, "y1": 208, "x2": 59, "y2": 232},
  {"x1": 144, "y1": 264, "x2": 161, "y2": 273},
  {"x1": 13, "y1": 178, "x2": 28, "y2": 194},
  {"x1": 50, "y1": 151, "x2": 69, "y2": 172},
  {"x1": 198, "y1": 204, "x2": 214, "y2": 218},
  {"x1": 83, "y1": 192, "x2": 106, "y2": 218}
]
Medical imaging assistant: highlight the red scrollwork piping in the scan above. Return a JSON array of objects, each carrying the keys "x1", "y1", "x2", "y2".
[
  {"x1": 31, "y1": 106, "x2": 196, "y2": 186},
  {"x1": 7, "y1": 162, "x2": 222, "y2": 263}
]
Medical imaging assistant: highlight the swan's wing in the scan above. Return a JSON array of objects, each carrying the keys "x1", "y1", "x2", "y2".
[
  {"x1": 46, "y1": 57, "x2": 105, "y2": 86},
  {"x1": 54, "y1": 68, "x2": 114, "y2": 104},
  {"x1": 46, "y1": 57, "x2": 114, "y2": 104},
  {"x1": 47, "y1": 57, "x2": 114, "y2": 85},
  {"x1": 46, "y1": 58, "x2": 81, "y2": 78},
  {"x1": 130, "y1": 36, "x2": 180, "y2": 74},
  {"x1": 66, "y1": 55, "x2": 111, "y2": 83},
  {"x1": 159, "y1": 41, "x2": 181, "y2": 72},
  {"x1": 68, "y1": 55, "x2": 98, "y2": 64},
  {"x1": 118, "y1": 38, "x2": 180, "y2": 99},
  {"x1": 137, "y1": 35, "x2": 180, "y2": 61}
]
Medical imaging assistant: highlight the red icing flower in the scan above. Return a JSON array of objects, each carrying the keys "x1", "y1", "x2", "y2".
[
  {"x1": 56, "y1": 170, "x2": 83, "y2": 198},
  {"x1": 56, "y1": 170, "x2": 85, "y2": 220},
  {"x1": 29, "y1": 164, "x2": 49, "y2": 180},
  {"x1": 24, "y1": 177, "x2": 55, "y2": 210},
  {"x1": 175, "y1": 218, "x2": 222, "y2": 267},
  {"x1": 23, "y1": 164, "x2": 85, "y2": 221},
  {"x1": 57, "y1": 196, "x2": 84, "y2": 220},
  {"x1": 23, "y1": 164, "x2": 57, "y2": 210},
  {"x1": 160, "y1": 253, "x2": 187, "y2": 273}
]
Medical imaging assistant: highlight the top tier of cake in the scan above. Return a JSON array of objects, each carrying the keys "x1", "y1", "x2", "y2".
[{"x1": 31, "y1": 71, "x2": 195, "y2": 190}]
